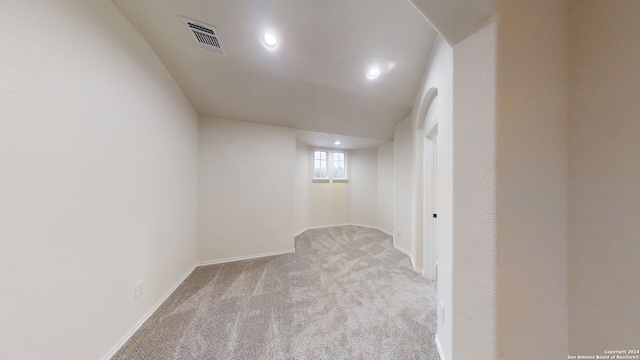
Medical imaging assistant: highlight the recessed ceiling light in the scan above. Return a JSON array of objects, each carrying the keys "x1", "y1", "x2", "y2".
[
  {"x1": 263, "y1": 32, "x2": 278, "y2": 50},
  {"x1": 367, "y1": 67, "x2": 380, "y2": 80},
  {"x1": 334, "y1": 141, "x2": 341, "y2": 145}
]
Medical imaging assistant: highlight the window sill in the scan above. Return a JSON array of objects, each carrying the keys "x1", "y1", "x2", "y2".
[{"x1": 311, "y1": 178, "x2": 349, "y2": 184}]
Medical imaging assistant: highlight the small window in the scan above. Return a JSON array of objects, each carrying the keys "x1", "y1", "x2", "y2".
[
  {"x1": 333, "y1": 152, "x2": 346, "y2": 179},
  {"x1": 312, "y1": 149, "x2": 348, "y2": 182},
  {"x1": 314, "y1": 151, "x2": 328, "y2": 179}
]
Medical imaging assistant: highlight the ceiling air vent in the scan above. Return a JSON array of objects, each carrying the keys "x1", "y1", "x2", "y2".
[{"x1": 181, "y1": 16, "x2": 226, "y2": 55}]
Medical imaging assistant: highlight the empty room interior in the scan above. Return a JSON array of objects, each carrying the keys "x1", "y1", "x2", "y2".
[{"x1": 1, "y1": 1, "x2": 639, "y2": 359}]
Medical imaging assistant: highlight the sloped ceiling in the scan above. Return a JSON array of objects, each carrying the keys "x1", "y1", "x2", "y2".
[
  {"x1": 408, "y1": 0, "x2": 494, "y2": 45},
  {"x1": 113, "y1": 0, "x2": 438, "y2": 142}
]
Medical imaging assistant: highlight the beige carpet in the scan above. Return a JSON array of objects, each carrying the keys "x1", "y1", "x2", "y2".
[{"x1": 113, "y1": 226, "x2": 439, "y2": 359}]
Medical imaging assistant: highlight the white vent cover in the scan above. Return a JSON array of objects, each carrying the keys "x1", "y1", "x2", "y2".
[{"x1": 181, "y1": 16, "x2": 225, "y2": 55}]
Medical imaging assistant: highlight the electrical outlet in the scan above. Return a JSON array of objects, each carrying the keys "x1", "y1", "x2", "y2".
[
  {"x1": 135, "y1": 279, "x2": 145, "y2": 299},
  {"x1": 396, "y1": 228, "x2": 402, "y2": 236},
  {"x1": 361, "y1": 212, "x2": 366, "y2": 218}
]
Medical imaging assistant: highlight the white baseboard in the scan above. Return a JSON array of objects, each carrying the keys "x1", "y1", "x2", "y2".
[
  {"x1": 197, "y1": 248, "x2": 295, "y2": 266},
  {"x1": 104, "y1": 247, "x2": 297, "y2": 359},
  {"x1": 103, "y1": 225, "x2": 419, "y2": 359},
  {"x1": 295, "y1": 223, "x2": 394, "y2": 238},
  {"x1": 103, "y1": 264, "x2": 197, "y2": 360},
  {"x1": 435, "y1": 333, "x2": 445, "y2": 360},
  {"x1": 374, "y1": 227, "x2": 394, "y2": 237},
  {"x1": 409, "y1": 261, "x2": 422, "y2": 273},
  {"x1": 393, "y1": 243, "x2": 411, "y2": 257},
  {"x1": 294, "y1": 228, "x2": 307, "y2": 237},
  {"x1": 294, "y1": 223, "x2": 350, "y2": 237},
  {"x1": 296, "y1": 226, "x2": 420, "y2": 273},
  {"x1": 392, "y1": 244, "x2": 422, "y2": 273},
  {"x1": 350, "y1": 223, "x2": 394, "y2": 237}
]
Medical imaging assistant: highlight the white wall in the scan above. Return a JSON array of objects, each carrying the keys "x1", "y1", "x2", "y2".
[
  {"x1": 296, "y1": 144, "x2": 389, "y2": 233},
  {"x1": 350, "y1": 148, "x2": 378, "y2": 227},
  {"x1": 308, "y1": 182, "x2": 351, "y2": 226},
  {"x1": 377, "y1": 143, "x2": 395, "y2": 235},
  {"x1": 198, "y1": 117, "x2": 295, "y2": 262},
  {"x1": 412, "y1": 37, "x2": 454, "y2": 281},
  {"x1": 294, "y1": 141, "x2": 309, "y2": 235},
  {"x1": 393, "y1": 116, "x2": 413, "y2": 254},
  {"x1": 568, "y1": 0, "x2": 640, "y2": 353},
  {"x1": 391, "y1": 36, "x2": 455, "y2": 359},
  {"x1": 451, "y1": 23, "x2": 497, "y2": 360},
  {"x1": 393, "y1": 37, "x2": 454, "y2": 282},
  {"x1": 411, "y1": 36, "x2": 454, "y2": 359},
  {"x1": 0, "y1": 1, "x2": 198, "y2": 359},
  {"x1": 496, "y1": 0, "x2": 569, "y2": 358}
]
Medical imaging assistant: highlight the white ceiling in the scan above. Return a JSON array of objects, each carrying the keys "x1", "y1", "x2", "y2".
[
  {"x1": 112, "y1": 0, "x2": 437, "y2": 143},
  {"x1": 295, "y1": 130, "x2": 390, "y2": 151},
  {"x1": 408, "y1": 0, "x2": 494, "y2": 45}
]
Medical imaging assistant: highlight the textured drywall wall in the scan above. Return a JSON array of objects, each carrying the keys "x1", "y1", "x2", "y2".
[
  {"x1": 393, "y1": 116, "x2": 413, "y2": 253},
  {"x1": 452, "y1": 22, "x2": 497, "y2": 360},
  {"x1": 377, "y1": 143, "x2": 395, "y2": 235},
  {"x1": 350, "y1": 148, "x2": 378, "y2": 227},
  {"x1": 198, "y1": 117, "x2": 295, "y2": 261},
  {"x1": 496, "y1": 0, "x2": 569, "y2": 358},
  {"x1": 0, "y1": 1, "x2": 198, "y2": 358},
  {"x1": 411, "y1": 37, "x2": 453, "y2": 283},
  {"x1": 294, "y1": 141, "x2": 310, "y2": 235},
  {"x1": 415, "y1": 36, "x2": 454, "y2": 360},
  {"x1": 568, "y1": 0, "x2": 640, "y2": 353},
  {"x1": 402, "y1": 33, "x2": 454, "y2": 357}
]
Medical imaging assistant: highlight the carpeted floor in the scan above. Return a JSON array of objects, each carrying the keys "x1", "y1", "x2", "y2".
[{"x1": 113, "y1": 226, "x2": 439, "y2": 359}]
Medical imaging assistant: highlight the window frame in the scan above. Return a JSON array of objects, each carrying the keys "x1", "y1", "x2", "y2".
[
  {"x1": 332, "y1": 151, "x2": 347, "y2": 180},
  {"x1": 313, "y1": 150, "x2": 329, "y2": 180},
  {"x1": 311, "y1": 148, "x2": 349, "y2": 183}
]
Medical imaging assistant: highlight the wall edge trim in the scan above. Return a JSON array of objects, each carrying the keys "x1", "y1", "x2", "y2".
[
  {"x1": 294, "y1": 223, "x2": 350, "y2": 237},
  {"x1": 103, "y1": 263, "x2": 197, "y2": 360},
  {"x1": 197, "y1": 248, "x2": 295, "y2": 267},
  {"x1": 350, "y1": 223, "x2": 394, "y2": 237},
  {"x1": 295, "y1": 224, "x2": 394, "y2": 238},
  {"x1": 435, "y1": 333, "x2": 446, "y2": 360},
  {"x1": 393, "y1": 243, "x2": 421, "y2": 273}
]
